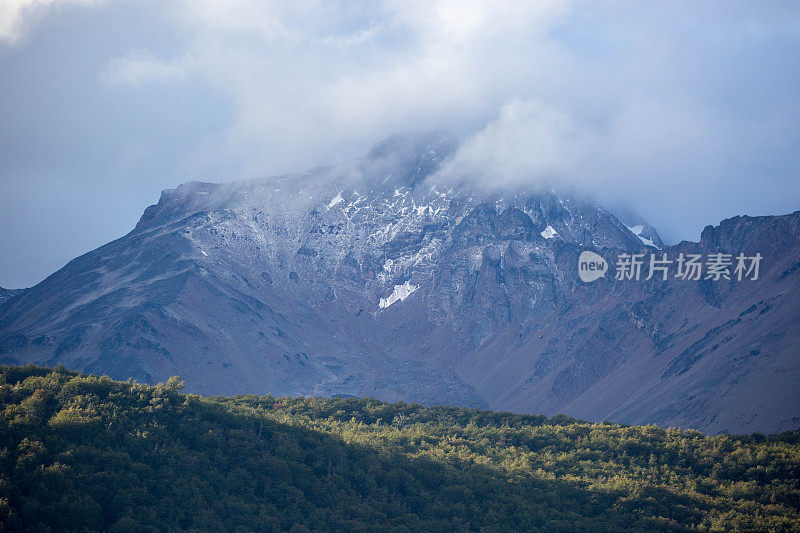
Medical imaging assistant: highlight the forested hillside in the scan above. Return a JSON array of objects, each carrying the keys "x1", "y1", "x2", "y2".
[{"x1": 0, "y1": 365, "x2": 798, "y2": 531}]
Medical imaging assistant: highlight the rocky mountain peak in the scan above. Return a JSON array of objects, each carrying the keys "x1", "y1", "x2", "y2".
[{"x1": 0, "y1": 140, "x2": 796, "y2": 434}]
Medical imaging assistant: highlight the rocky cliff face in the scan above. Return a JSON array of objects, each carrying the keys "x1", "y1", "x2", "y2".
[{"x1": 0, "y1": 138, "x2": 797, "y2": 434}]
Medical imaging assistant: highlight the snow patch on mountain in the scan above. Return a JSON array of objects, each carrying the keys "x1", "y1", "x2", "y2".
[
  {"x1": 327, "y1": 191, "x2": 344, "y2": 209},
  {"x1": 626, "y1": 224, "x2": 660, "y2": 249},
  {"x1": 379, "y1": 280, "x2": 419, "y2": 309},
  {"x1": 540, "y1": 225, "x2": 557, "y2": 239}
]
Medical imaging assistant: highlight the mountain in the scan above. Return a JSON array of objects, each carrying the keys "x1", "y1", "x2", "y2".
[
  {"x1": 3, "y1": 365, "x2": 799, "y2": 532},
  {"x1": 0, "y1": 137, "x2": 797, "y2": 434},
  {"x1": 610, "y1": 206, "x2": 666, "y2": 249}
]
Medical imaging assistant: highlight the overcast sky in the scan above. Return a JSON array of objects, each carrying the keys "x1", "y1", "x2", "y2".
[{"x1": 1, "y1": 1, "x2": 799, "y2": 288}]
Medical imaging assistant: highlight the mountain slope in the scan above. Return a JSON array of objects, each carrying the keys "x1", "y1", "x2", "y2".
[
  {"x1": 464, "y1": 212, "x2": 800, "y2": 434},
  {"x1": 0, "y1": 139, "x2": 797, "y2": 433},
  {"x1": 2, "y1": 365, "x2": 799, "y2": 532}
]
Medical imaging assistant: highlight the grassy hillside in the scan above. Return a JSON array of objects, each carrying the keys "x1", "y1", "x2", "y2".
[{"x1": 0, "y1": 365, "x2": 798, "y2": 532}]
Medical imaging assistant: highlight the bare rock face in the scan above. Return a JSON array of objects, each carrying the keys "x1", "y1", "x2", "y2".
[{"x1": 0, "y1": 138, "x2": 797, "y2": 434}]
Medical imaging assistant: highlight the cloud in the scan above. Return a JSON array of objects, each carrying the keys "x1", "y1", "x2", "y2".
[
  {"x1": 160, "y1": 0, "x2": 575, "y2": 177},
  {"x1": 2, "y1": 0, "x2": 800, "y2": 286},
  {"x1": 0, "y1": 0, "x2": 105, "y2": 45},
  {"x1": 433, "y1": 94, "x2": 764, "y2": 240},
  {"x1": 102, "y1": 48, "x2": 188, "y2": 87},
  {"x1": 435, "y1": 99, "x2": 591, "y2": 188},
  {"x1": 440, "y1": 96, "x2": 730, "y2": 191}
]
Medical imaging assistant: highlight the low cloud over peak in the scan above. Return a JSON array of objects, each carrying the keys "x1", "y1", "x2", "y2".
[{"x1": 1, "y1": 1, "x2": 800, "y2": 286}]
